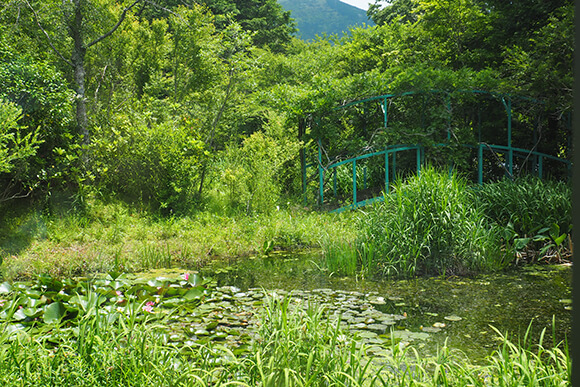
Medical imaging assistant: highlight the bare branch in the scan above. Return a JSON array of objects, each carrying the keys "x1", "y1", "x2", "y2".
[
  {"x1": 87, "y1": 0, "x2": 141, "y2": 48},
  {"x1": 24, "y1": 0, "x2": 74, "y2": 67}
]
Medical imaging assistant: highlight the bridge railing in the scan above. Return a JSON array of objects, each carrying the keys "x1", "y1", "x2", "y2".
[{"x1": 314, "y1": 143, "x2": 571, "y2": 214}]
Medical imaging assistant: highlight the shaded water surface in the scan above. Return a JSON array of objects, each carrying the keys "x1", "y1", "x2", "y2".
[{"x1": 200, "y1": 251, "x2": 572, "y2": 360}]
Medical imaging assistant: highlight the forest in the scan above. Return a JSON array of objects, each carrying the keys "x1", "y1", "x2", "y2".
[
  {"x1": 0, "y1": 0, "x2": 574, "y2": 385},
  {"x1": 0, "y1": 0, "x2": 573, "y2": 214}
]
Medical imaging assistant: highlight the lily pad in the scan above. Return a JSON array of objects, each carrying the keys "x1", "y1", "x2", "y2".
[
  {"x1": 444, "y1": 315, "x2": 463, "y2": 322},
  {"x1": 420, "y1": 326, "x2": 441, "y2": 333},
  {"x1": 0, "y1": 282, "x2": 12, "y2": 294},
  {"x1": 43, "y1": 302, "x2": 66, "y2": 324}
]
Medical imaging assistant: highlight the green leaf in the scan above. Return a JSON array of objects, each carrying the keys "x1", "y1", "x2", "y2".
[
  {"x1": 553, "y1": 233, "x2": 567, "y2": 247},
  {"x1": 12, "y1": 308, "x2": 27, "y2": 321},
  {"x1": 43, "y1": 302, "x2": 66, "y2": 324},
  {"x1": 184, "y1": 287, "x2": 204, "y2": 301},
  {"x1": 23, "y1": 307, "x2": 43, "y2": 319},
  {"x1": 0, "y1": 282, "x2": 12, "y2": 294},
  {"x1": 513, "y1": 237, "x2": 531, "y2": 251}
]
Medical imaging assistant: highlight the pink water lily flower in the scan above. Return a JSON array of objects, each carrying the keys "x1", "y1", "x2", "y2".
[
  {"x1": 142, "y1": 301, "x2": 155, "y2": 313},
  {"x1": 183, "y1": 272, "x2": 190, "y2": 281}
]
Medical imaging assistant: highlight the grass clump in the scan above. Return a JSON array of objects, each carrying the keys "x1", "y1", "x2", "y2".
[
  {"x1": 473, "y1": 176, "x2": 573, "y2": 263},
  {"x1": 473, "y1": 176, "x2": 572, "y2": 238},
  {"x1": 356, "y1": 166, "x2": 505, "y2": 278},
  {"x1": 245, "y1": 294, "x2": 381, "y2": 386}
]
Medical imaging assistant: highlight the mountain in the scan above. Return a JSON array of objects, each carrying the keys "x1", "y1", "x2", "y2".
[{"x1": 278, "y1": 0, "x2": 373, "y2": 41}]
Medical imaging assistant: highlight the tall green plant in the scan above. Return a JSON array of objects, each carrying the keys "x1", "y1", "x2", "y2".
[
  {"x1": 91, "y1": 119, "x2": 205, "y2": 214},
  {"x1": 209, "y1": 122, "x2": 301, "y2": 215},
  {"x1": 473, "y1": 176, "x2": 572, "y2": 238},
  {"x1": 359, "y1": 166, "x2": 505, "y2": 278}
]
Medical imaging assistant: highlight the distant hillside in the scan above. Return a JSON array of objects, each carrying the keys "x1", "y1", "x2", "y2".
[{"x1": 279, "y1": 0, "x2": 372, "y2": 41}]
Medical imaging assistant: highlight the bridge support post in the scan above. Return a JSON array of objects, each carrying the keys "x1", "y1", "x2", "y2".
[
  {"x1": 353, "y1": 159, "x2": 357, "y2": 205},
  {"x1": 385, "y1": 151, "x2": 389, "y2": 194},
  {"x1": 416, "y1": 147, "x2": 421, "y2": 175}
]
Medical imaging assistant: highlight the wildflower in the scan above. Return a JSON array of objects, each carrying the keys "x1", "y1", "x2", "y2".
[
  {"x1": 116, "y1": 291, "x2": 122, "y2": 296},
  {"x1": 142, "y1": 301, "x2": 155, "y2": 313}
]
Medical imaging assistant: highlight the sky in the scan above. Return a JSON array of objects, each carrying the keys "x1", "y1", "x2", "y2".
[{"x1": 339, "y1": 0, "x2": 372, "y2": 10}]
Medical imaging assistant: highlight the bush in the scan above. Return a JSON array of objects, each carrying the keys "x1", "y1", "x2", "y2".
[
  {"x1": 208, "y1": 125, "x2": 301, "y2": 215},
  {"x1": 358, "y1": 166, "x2": 505, "y2": 278},
  {"x1": 90, "y1": 120, "x2": 204, "y2": 214}
]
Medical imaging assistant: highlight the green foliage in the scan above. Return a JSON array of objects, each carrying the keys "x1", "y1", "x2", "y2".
[
  {"x1": 0, "y1": 199, "x2": 351, "y2": 281},
  {"x1": 474, "y1": 176, "x2": 572, "y2": 262},
  {"x1": 0, "y1": 288, "x2": 570, "y2": 386},
  {"x1": 0, "y1": 273, "x2": 210, "y2": 329},
  {"x1": 91, "y1": 119, "x2": 205, "y2": 214},
  {"x1": 0, "y1": 100, "x2": 41, "y2": 176},
  {"x1": 209, "y1": 115, "x2": 301, "y2": 214},
  {"x1": 245, "y1": 293, "x2": 380, "y2": 385},
  {"x1": 504, "y1": 4, "x2": 574, "y2": 114},
  {"x1": 474, "y1": 176, "x2": 572, "y2": 239},
  {"x1": 203, "y1": 0, "x2": 297, "y2": 52},
  {"x1": 0, "y1": 48, "x2": 75, "y2": 199},
  {"x1": 358, "y1": 166, "x2": 505, "y2": 278},
  {"x1": 368, "y1": 0, "x2": 418, "y2": 25}
]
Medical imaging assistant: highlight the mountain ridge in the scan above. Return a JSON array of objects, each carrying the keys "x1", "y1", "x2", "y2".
[{"x1": 279, "y1": 0, "x2": 372, "y2": 41}]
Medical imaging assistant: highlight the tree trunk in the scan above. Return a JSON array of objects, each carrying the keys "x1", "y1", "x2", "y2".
[{"x1": 71, "y1": 1, "x2": 89, "y2": 144}]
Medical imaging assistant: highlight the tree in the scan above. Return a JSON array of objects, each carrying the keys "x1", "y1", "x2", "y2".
[
  {"x1": 0, "y1": 30, "x2": 75, "y2": 200},
  {"x1": 202, "y1": 0, "x2": 296, "y2": 52},
  {"x1": 368, "y1": 0, "x2": 418, "y2": 25},
  {"x1": 22, "y1": 0, "x2": 142, "y2": 144}
]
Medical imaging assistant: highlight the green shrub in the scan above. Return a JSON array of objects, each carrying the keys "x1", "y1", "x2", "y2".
[
  {"x1": 208, "y1": 128, "x2": 300, "y2": 215},
  {"x1": 359, "y1": 166, "x2": 505, "y2": 278},
  {"x1": 90, "y1": 120, "x2": 204, "y2": 214}
]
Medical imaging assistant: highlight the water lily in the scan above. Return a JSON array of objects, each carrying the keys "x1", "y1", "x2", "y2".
[
  {"x1": 183, "y1": 273, "x2": 190, "y2": 281},
  {"x1": 142, "y1": 301, "x2": 155, "y2": 313}
]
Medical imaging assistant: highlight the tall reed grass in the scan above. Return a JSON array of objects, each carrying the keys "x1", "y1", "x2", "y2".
[
  {"x1": 358, "y1": 166, "x2": 505, "y2": 278},
  {"x1": 473, "y1": 176, "x2": 572, "y2": 237}
]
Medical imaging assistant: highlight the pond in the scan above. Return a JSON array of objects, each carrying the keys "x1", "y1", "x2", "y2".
[{"x1": 196, "y1": 250, "x2": 572, "y2": 362}]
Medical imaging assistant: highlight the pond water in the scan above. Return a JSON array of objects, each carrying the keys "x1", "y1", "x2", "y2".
[{"x1": 198, "y1": 250, "x2": 572, "y2": 362}]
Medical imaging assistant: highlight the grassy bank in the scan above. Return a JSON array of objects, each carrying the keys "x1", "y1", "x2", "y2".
[
  {"x1": 0, "y1": 199, "x2": 356, "y2": 281},
  {"x1": 1, "y1": 169, "x2": 572, "y2": 282}
]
